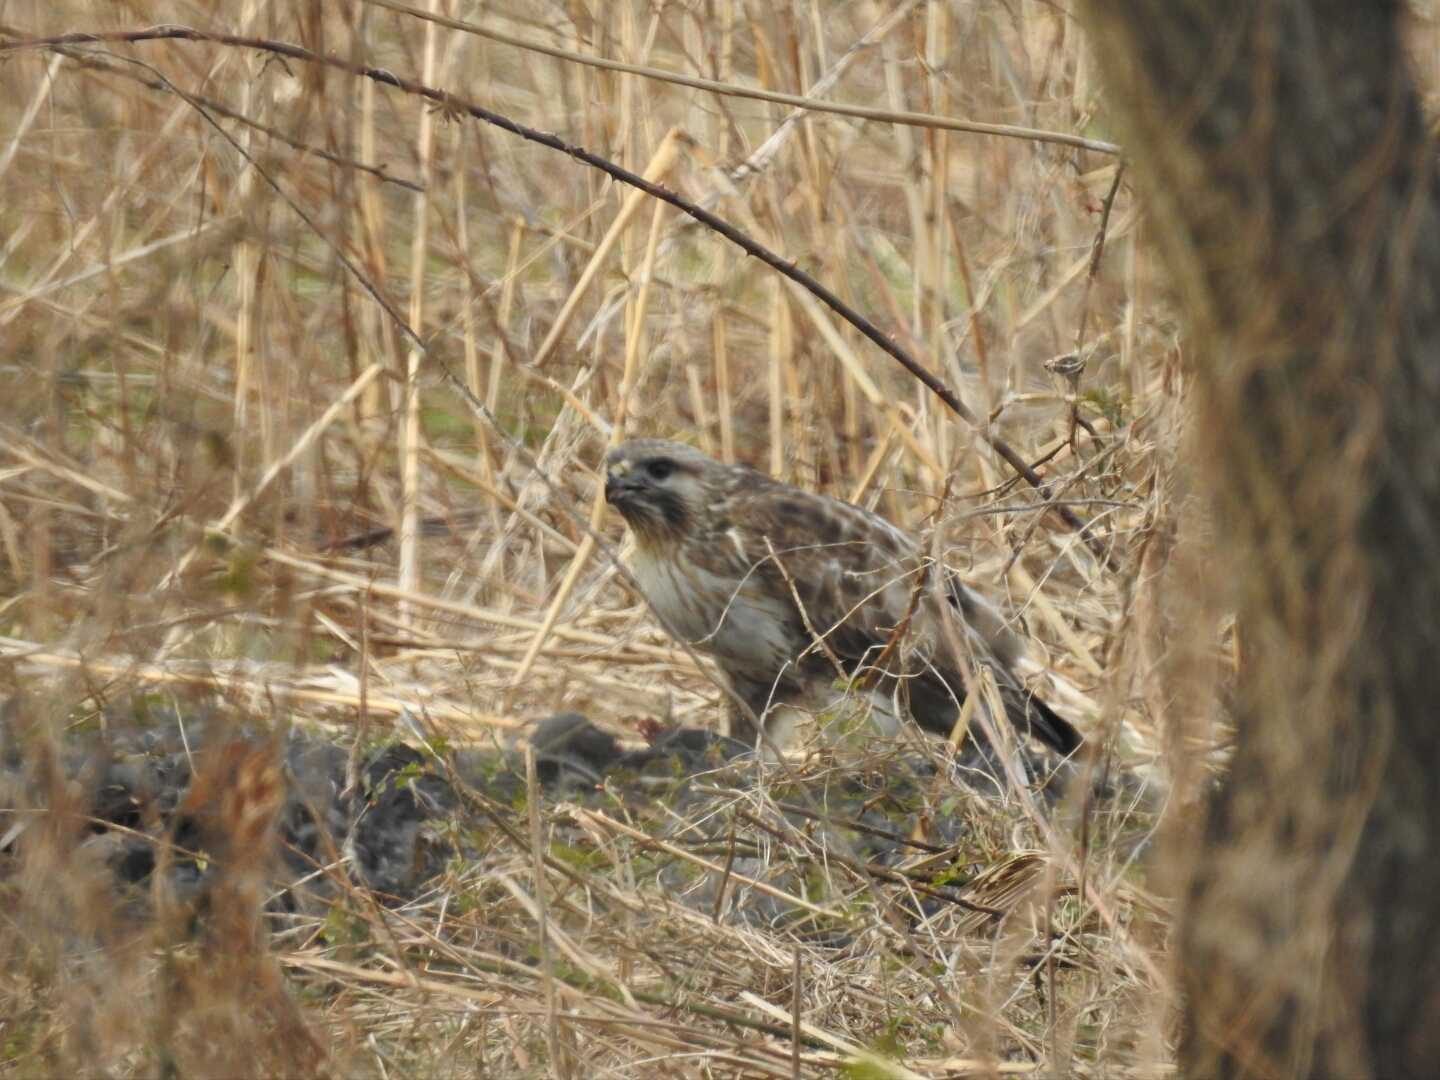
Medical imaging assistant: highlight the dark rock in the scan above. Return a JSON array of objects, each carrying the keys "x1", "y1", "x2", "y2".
[
  {"x1": 0, "y1": 701, "x2": 1143, "y2": 943},
  {"x1": 527, "y1": 712, "x2": 623, "y2": 791}
]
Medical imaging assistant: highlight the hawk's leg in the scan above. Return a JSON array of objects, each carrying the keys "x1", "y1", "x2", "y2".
[
  {"x1": 722, "y1": 694, "x2": 759, "y2": 746},
  {"x1": 722, "y1": 677, "x2": 801, "y2": 753}
]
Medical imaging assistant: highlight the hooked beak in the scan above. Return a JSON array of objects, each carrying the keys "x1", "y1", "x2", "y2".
[{"x1": 605, "y1": 470, "x2": 641, "y2": 506}]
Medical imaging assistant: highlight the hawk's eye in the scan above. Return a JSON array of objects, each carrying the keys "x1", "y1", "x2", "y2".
[{"x1": 646, "y1": 459, "x2": 674, "y2": 481}]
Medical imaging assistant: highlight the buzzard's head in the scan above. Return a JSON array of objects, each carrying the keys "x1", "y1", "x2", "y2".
[{"x1": 604, "y1": 439, "x2": 718, "y2": 547}]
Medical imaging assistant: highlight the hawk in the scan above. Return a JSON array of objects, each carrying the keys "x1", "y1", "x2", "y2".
[{"x1": 603, "y1": 438, "x2": 1082, "y2": 757}]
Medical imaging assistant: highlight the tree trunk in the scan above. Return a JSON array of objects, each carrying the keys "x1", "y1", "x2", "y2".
[{"x1": 1076, "y1": 3, "x2": 1440, "y2": 1076}]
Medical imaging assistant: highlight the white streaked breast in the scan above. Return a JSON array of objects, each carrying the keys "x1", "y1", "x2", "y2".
[{"x1": 629, "y1": 546, "x2": 794, "y2": 673}]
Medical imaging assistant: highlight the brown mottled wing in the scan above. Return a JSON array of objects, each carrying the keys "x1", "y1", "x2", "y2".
[
  {"x1": 707, "y1": 476, "x2": 933, "y2": 676},
  {"x1": 697, "y1": 472, "x2": 1083, "y2": 756}
]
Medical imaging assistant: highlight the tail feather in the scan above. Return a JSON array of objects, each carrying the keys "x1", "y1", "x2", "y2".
[
  {"x1": 1009, "y1": 687, "x2": 1084, "y2": 757},
  {"x1": 909, "y1": 668, "x2": 1084, "y2": 757}
]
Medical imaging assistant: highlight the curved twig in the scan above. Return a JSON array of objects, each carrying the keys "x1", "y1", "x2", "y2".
[
  {"x1": 0, "y1": 26, "x2": 1112, "y2": 559},
  {"x1": 361, "y1": 0, "x2": 1122, "y2": 155}
]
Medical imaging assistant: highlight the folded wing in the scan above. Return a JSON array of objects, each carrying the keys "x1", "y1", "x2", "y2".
[{"x1": 699, "y1": 477, "x2": 1081, "y2": 756}]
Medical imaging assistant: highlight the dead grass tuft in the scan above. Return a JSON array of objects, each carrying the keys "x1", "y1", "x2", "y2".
[{"x1": 0, "y1": 1, "x2": 1217, "y2": 1074}]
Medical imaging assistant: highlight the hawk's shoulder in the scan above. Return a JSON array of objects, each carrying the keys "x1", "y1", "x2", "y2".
[
  {"x1": 687, "y1": 470, "x2": 925, "y2": 647},
  {"x1": 692, "y1": 470, "x2": 1020, "y2": 672},
  {"x1": 717, "y1": 474, "x2": 916, "y2": 565}
]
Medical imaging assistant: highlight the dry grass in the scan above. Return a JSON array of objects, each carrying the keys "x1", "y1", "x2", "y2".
[{"x1": 0, "y1": 1, "x2": 1198, "y2": 1075}]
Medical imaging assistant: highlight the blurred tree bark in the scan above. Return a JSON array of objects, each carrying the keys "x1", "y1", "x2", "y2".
[{"x1": 1077, "y1": 2, "x2": 1440, "y2": 1077}]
